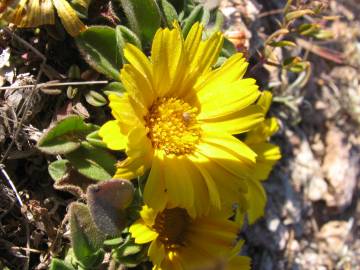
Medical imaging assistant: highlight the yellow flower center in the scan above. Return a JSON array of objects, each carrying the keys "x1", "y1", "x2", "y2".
[
  {"x1": 153, "y1": 208, "x2": 191, "y2": 250},
  {"x1": 145, "y1": 97, "x2": 201, "y2": 155}
]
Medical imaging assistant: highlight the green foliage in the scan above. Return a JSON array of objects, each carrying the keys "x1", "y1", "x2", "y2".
[
  {"x1": 86, "y1": 130, "x2": 107, "y2": 148},
  {"x1": 69, "y1": 0, "x2": 92, "y2": 18},
  {"x1": 49, "y1": 259, "x2": 75, "y2": 270},
  {"x1": 116, "y1": 25, "x2": 142, "y2": 50},
  {"x1": 48, "y1": 159, "x2": 71, "y2": 182},
  {"x1": 69, "y1": 203, "x2": 106, "y2": 269},
  {"x1": 101, "y1": 81, "x2": 126, "y2": 96},
  {"x1": 158, "y1": 0, "x2": 178, "y2": 27},
  {"x1": 182, "y1": 5, "x2": 206, "y2": 37},
  {"x1": 113, "y1": 236, "x2": 147, "y2": 267},
  {"x1": 37, "y1": 116, "x2": 97, "y2": 155},
  {"x1": 87, "y1": 179, "x2": 135, "y2": 235},
  {"x1": 76, "y1": 26, "x2": 123, "y2": 80},
  {"x1": 119, "y1": 0, "x2": 161, "y2": 45},
  {"x1": 84, "y1": 90, "x2": 107, "y2": 107},
  {"x1": 66, "y1": 142, "x2": 116, "y2": 181}
]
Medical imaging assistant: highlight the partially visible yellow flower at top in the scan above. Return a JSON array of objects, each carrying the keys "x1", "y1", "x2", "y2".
[
  {"x1": 0, "y1": 0, "x2": 87, "y2": 36},
  {"x1": 99, "y1": 22, "x2": 265, "y2": 217},
  {"x1": 234, "y1": 91, "x2": 281, "y2": 224},
  {"x1": 129, "y1": 205, "x2": 250, "y2": 270}
]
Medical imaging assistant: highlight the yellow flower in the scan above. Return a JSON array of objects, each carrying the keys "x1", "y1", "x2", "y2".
[
  {"x1": 129, "y1": 205, "x2": 250, "y2": 270},
  {"x1": 237, "y1": 91, "x2": 281, "y2": 223},
  {"x1": 99, "y1": 22, "x2": 265, "y2": 217},
  {"x1": 0, "y1": 0, "x2": 87, "y2": 36}
]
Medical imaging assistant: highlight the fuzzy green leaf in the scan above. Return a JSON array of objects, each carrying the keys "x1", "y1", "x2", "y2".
[
  {"x1": 116, "y1": 25, "x2": 142, "y2": 49},
  {"x1": 76, "y1": 26, "x2": 123, "y2": 80},
  {"x1": 85, "y1": 90, "x2": 107, "y2": 107},
  {"x1": 119, "y1": 0, "x2": 161, "y2": 45},
  {"x1": 86, "y1": 130, "x2": 107, "y2": 148},
  {"x1": 69, "y1": 203, "x2": 106, "y2": 268},
  {"x1": 102, "y1": 81, "x2": 126, "y2": 96},
  {"x1": 182, "y1": 5, "x2": 204, "y2": 37},
  {"x1": 66, "y1": 142, "x2": 116, "y2": 181},
  {"x1": 49, "y1": 259, "x2": 75, "y2": 270},
  {"x1": 37, "y1": 116, "x2": 97, "y2": 155},
  {"x1": 159, "y1": 0, "x2": 178, "y2": 27},
  {"x1": 48, "y1": 160, "x2": 71, "y2": 182}
]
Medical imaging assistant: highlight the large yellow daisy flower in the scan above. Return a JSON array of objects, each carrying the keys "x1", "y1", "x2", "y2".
[
  {"x1": 129, "y1": 205, "x2": 250, "y2": 270},
  {"x1": 0, "y1": 0, "x2": 87, "y2": 36},
  {"x1": 99, "y1": 22, "x2": 265, "y2": 217}
]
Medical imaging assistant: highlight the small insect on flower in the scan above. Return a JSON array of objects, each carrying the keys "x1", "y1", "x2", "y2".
[{"x1": 0, "y1": 0, "x2": 87, "y2": 36}]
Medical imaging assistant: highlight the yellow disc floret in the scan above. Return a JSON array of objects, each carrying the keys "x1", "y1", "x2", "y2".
[{"x1": 145, "y1": 97, "x2": 201, "y2": 155}]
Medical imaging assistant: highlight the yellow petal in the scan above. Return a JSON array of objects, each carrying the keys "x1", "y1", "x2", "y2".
[
  {"x1": 148, "y1": 240, "x2": 166, "y2": 266},
  {"x1": 201, "y1": 129, "x2": 257, "y2": 163},
  {"x1": 196, "y1": 139, "x2": 255, "y2": 179},
  {"x1": 189, "y1": 31, "x2": 224, "y2": 77},
  {"x1": 245, "y1": 117, "x2": 280, "y2": 144},
  {"x1": 139, "y1": 205, "x2": 157, "y2": 226},
  {"x1": 99, "y1": 120, "x2": 127, "y2": 150},
  {"x1": 52, "y1": 0, "x2": 86, "y2": 36},
  {"x1": 249, "y1": 142, "x2": 281, "y2": 181},
  {"x1": 182, "y1": 157, "x2": 212, "y2": 217},
  {"x1": 227, "y1": 256, "x2": 251, "y2": 270},
  {"x1": 151, "y1": 25, "x2": 185, "y2": 97},
  {"x1": 129, "y1": 221, "x2": 158, "y2": 244},
  {"x1": 193, "y1": 53, "x2": 248, "y2": 94},
  {"x1": 196, "y1": 78, "x2": 260, "y2": 120},
  {"x1": 162, "y1": 154, "x2": 194, "y2": 211},
  {"x1": 120, "y1": 63, "x2": 154, "y2": 109},
  {"x1": 246, "y1": 179, "x2": 267, "y2": 223},
  {"x1": 199, "y1": 105, "x2": 264, "y2": 134},
  {"x1": 2, "y1": 0, "x2": 55, "y2": 27},
  {"x1": 257, "y1": 90, "x2": 273, "y2": 114},
  {"x1": 108, "y1": 93, "x2": 144, "y2": 134},
  {"x1": 144, "y1": 151, "x2": 168, "y2": 212},
  {"x1": 114, "y1": 126, "x2": 153, "y2": 179},
  {"x1": 188, "y1": 154, "x2": 221, "y2": 210},
  {"x1": 184, "y1": 22, "x2": 203, "y2": 64}
]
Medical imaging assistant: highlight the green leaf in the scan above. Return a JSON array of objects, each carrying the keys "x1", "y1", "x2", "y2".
[
  {"x1": 84, "y1": 90, "x2": 107, "y2": 107},
  {"x1": 285, "y1": 9, "x2": 314, "y2": 22},
  {"x1": 48, "y1": 160, "x2": 71, "y2": 182},
  {"x1": 103, "y1": 237, "x2": 124, "y2": 246},
  {"x1": 87, "y1": 179, "x2": 135, "y2": 235},
  {"x1": 116, "y1": 25, "x2": 142, "y2": 49},
  {"x1": 69, "y1": 203, "x2": 106, "y2": 268},
  {"x1": 101, "y1": 81, "x2": 126, "y2": 96},
  {"x1": 268, "y1": 40, "x2": 296, "y2": 47},
  {"x1": 220, "y1": 38, "x2": 237, "y2": 58},
  {"x1": 120, "y1": 0, "x2": 161, "y2": 45},
  {"x1": 182, "y1": 5, "x2": 204, "y2": 37},
  {"x1": 76, "y1": 26, "x2": 123, "y2": 80},
  {"x1": 86, "y1": 130, "x2": 107, "y2": 148},
  {"x1": 69, "y1": 0, "x2": 91, "y2": 18},
  {"x1": 49, "y1": 259, "x2": 75, "y2": 270},
  {"x1": 159, "y1": 0, "x2": 178, "y2": 27},
  {"x1": 37, "y1": 116, "x2": 97, "y2": 155},
  {"x1": 66, "y1": 142, "x2": 116, "y2": 181}
]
